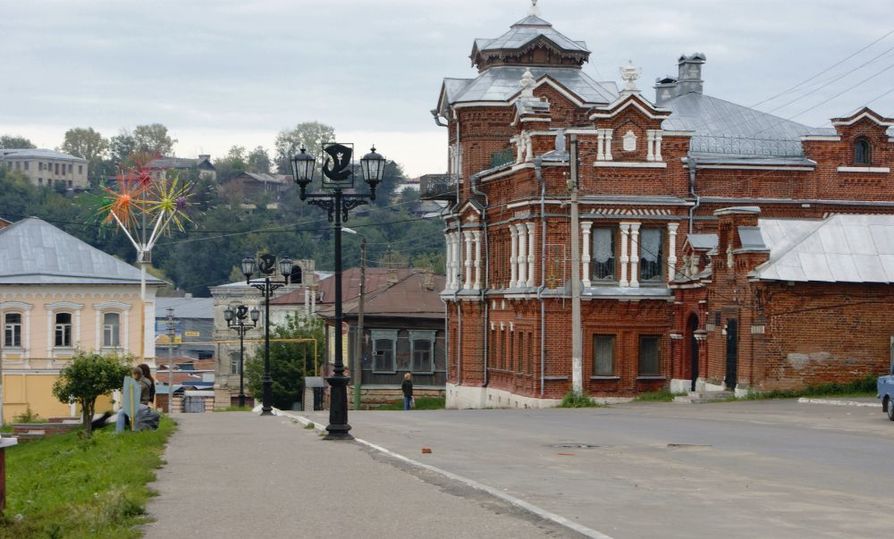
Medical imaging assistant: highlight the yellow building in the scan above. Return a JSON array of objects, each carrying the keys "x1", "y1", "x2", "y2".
[{"x1": 0, "y1": 217, "x2": 162, "y2": 423}]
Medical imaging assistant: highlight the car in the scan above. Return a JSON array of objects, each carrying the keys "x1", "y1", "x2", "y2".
[{"x1": 878, "y1": 358, "x2": 894, "y2": 421}]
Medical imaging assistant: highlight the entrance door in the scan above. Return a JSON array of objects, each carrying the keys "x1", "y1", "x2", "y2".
[
  {"x1": 725, "y1": 319, "x2": 738, "y2": 390},
  {"x1": 687, "y1": 314, "x2": 699, "y2": 392}
]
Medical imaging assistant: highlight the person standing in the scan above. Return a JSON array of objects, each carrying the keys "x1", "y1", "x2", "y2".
[{"x1": 401, "y1": 372, "x2": 414, "y2": 410}]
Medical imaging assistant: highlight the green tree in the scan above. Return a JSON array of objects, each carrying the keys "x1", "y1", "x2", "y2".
[
  {"x1": 61, "y1": 127, "x2": 109, "y2": 185},
  {"x1": 133, "y1": 123, "x2": 177, "y2": 156},
  {"x1": 215, "y1": 145, "x2": 248, "y2": 182},
  {"x1": 52, "y1": 351, "x2": 131, "y2": 436},
  {"x1": 274, "y1": 121, "x2": 335, "y2": 173},
  {"x1": 246, "y1": 315, "x2": 323, "y2": 410},
  {"x1": 0, "y1": 134, "x2": 36, "y2": 149},
  {"x1": 247, "y1": 145, "x2": 271, "y2": 173},
  {"x1": 109, "y1": 130, "x2": 137, "y2": 167}
]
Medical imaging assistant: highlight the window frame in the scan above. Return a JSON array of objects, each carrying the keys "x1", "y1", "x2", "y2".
[
  {"x1": 854, "y1": 137, "x2": 871, "y2": 166},
  {"x1": 591, "y1": 226, "x2": 617, "y2": 282},
  {"x1": 4, "y1": 312, "x2": 22, "y2": 348},
  {"x1": 637, "y1": 335, "x2": 662, "y2": 377},
  {"x1": 409, "y1": 330, "x2": 436, "y2": 374},
  {"x1": 371, "y1": 329, "x2": 398, "y2": 374},
  {"x1": 592, "y1": 334, "x2": 616, "y2": 377},
  {"x1": 639, "y1": 228, "x2": 664, "y2": 283},
  {"x1": 102, "y1": 312, "x2": 121, "y2": 348},
  {"x1": 55, "y1": 312, "x2": 73, "y2": 348}
]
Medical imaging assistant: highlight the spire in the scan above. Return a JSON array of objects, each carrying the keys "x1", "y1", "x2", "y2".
[{"x1": 529, "y1": 0, "x2": 540, "y2": 16}]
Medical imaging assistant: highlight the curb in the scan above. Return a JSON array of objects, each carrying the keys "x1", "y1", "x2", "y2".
[
  {"x1": 797, "y1": 397, "x2": 878, "y2": 408},
  {"x1": 279, "y1": 411, "x2": 613, "y2": 539}
]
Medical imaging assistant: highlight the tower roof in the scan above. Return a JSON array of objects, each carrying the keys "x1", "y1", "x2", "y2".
[{"x1": 471, "y1": 13, "x2": 590, "y2": 71}]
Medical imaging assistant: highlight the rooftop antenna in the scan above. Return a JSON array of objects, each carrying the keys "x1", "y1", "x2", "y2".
[{"x1": 530, "y1": 0, "x2": 540, "y2": 16}]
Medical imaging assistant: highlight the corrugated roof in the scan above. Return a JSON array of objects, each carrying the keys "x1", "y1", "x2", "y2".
[
  {"x1": 0, "y1": 217, "x2": 164, "y2": 286},
  {"x1": 752, "y1": 215, "x2": 894, "y2": 283},
  {"x1": 316, "y1": 269, "x2": 446, "y2": 319},
  {"x1": 473, "y1": 15, "x2": 589, "y2": 54},
  {"x1": 0, "y1": 148, "x2": 86, "y2": 161},
  {"x1": 156, "y1": 297, "x2": 213, "y2": 319},
  {"x1": 687, "y1": 233, "x2": 719, "y2": 251},
  {"x1": 447, "y1": 66, "x2": 617, "y2": 105}
]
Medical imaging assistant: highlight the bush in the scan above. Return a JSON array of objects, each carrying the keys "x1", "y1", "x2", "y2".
[
  {"x1": 13, "y1": 407, "x2": 45, "y2": 423},
  {"x1": 635, "y1": 389, "x2": 682, "y2": 402},
  {"x1": 52, "y1": 351, "x2": 131, "y2": 437},
  {"x1": 559, "y1": 391, "x2": 601, "y2": 408}
]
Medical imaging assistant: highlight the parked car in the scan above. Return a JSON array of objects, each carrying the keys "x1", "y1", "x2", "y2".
[{"x1": 878, "y1": 360, "x2": 894, "y2": 421}]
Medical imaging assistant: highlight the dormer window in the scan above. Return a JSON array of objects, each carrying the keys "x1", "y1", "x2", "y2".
[{"x1": 854, "y1": 137, "x2": 871, "y2": 165}]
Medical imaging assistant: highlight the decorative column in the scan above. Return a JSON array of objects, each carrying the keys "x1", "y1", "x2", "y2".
[
  {"x1": 445, "y1": 232, "x2": 453, "y2": 289},
  {"x1": 646, "y1": 131, "x2": 655, "y2": 161},
  {"x1": 619, "y1": 223, "x2": 630, "y2": 288},
  {"x1": 581, "y1": 221, "x2": 592, "y2": 288},
  {"x1": 526, "y1": 222, "x2": 537, "y2": 288},
  {"x1": 629, "y1": 223, "x2": 641, "y2": 288},
  {"x1": 452, "y1": 232, "x2": 461, "y2": 289},
  {"x1": 654, "y1": 131, "x2": 663, "y2": 161},
  {"x1": 509, "y1": 225, "x2": 519, "y2": 288},
  {"x1": 596, "y1": 130, "x2": 605, "y2": 161},
  {"x1": 517, "y1": 223, "x2": 528, "y2": 288},
  {"x1": 473, "y1": 230, "x2": 482, "y2": 290},
  {"x1": 604, "y1": 129, "x2": 613, "y2": 161},
  {"x1": 463, "y1": 231, "x2": 472, "y2": 290},
  {"x1": 667, "y1": 223, "x2": 679, "y2": 282}
]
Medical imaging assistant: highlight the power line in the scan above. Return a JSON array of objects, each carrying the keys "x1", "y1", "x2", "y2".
[{"x1": 787, "y1": 61, "x2": 894, "y2": 120}]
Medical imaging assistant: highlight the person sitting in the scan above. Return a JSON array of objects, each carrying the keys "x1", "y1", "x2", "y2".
[{"x1": 116, "y1": 367, "x2": 148, "y2": 433}]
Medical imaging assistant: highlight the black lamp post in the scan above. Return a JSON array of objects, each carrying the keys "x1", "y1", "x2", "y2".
[
  {"x1": 223, "y1": 304, "x2": 260, "y2": 408},
  {"x1": 290, "y1": 143, "x2": 386, "y2": 440},
  {"x1": 242, "y1": 254, "x2": 293, "y2": 416}
]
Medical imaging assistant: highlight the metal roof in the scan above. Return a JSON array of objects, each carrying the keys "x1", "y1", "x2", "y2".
[
  {"x1": 156, "y1": 297, "x2": 214, "y2": 319},
  {"x1": 0, "y1": 217, "x2": 164, "y2": 286},
  {"x1": 0, "y1": 148, "x2": 86, "y2": 162},
  {"x1": 687, "y1": 233, "x2": 719, "y2": 251},
  {"x1": 473, "y1": 15, "x2": 589, "y2": 54},
  {"x1": 753, "y1": 215, "x2": 894, "y2": 283},
  {"x1": 445, "y1": 66, "x2": 617, "y2": 106}
]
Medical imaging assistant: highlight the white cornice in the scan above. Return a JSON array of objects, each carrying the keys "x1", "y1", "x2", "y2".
[
  {"x1": 698, "y1": 164, "x2": 815, "y2": 171},
  {"x1": 831, "y1": 110, "x2": 894, "y2": 127},
  {"x1": 94, "y1": 301, "x2": 133, "y2": 311},
  {"x1": 593, "y1": 161, "x2": 667, "y2": 169},
  {"x1": 589, "y1": 98, "x2": 671, "y2": 121},
  {"x1": 661, "y1": 130, "x2": 695, "y2": 137},
  {"x1": 837, "y1": 166, "x2": 891, "y2": 173},
  {"x1": 0, "y1": 301, "x2": 32, "y2": 311}
]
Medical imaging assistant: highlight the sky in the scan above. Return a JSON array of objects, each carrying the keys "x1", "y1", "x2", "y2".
[{"x1": 2, "y1": 0, "x2": 893, "y2": 177}]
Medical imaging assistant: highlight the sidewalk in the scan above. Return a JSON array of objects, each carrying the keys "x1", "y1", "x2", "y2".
[{"x1": 143, "y1": 413, "x2": 570, "y2": 538}]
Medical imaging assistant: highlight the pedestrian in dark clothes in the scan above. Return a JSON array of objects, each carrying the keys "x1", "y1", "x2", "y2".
[{"x1": 401, "y1": 372, "x2": 414, "y2": 410}]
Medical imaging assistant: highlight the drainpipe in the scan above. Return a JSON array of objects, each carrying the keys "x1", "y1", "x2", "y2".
[
  {"x1": 470, "y1": 173, "x2": 490, "y2": 387},
  {"x1": 687, "y1": 155, "x2": 700, "y2": 234},
  {"x1": 534, "y1": 157, "x2": 547, "y2": 398}
]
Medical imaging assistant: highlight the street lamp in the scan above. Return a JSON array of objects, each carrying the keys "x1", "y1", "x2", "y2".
[
  {"x1": 242, "y1": 253, "x2": 293, "y2": 416},
  {"x1": 289, "y1": 144, "x2": 386, "y2": 440},
  {"x1": 223, "y1": 304, "x2": 260, "y2": 408}
]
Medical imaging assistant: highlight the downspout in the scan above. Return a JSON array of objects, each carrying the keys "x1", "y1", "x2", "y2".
[
  {"x1": 534, "y1": 157, "x2": 547, "y2": 398},
  {"x1": 470, "y1": 172, "x2": 490, "y2": 387},
  {"x1": 452, "y1": 111, "x2": 463, "y2": 386},
  {"x1": 687, "y1": 155, "x2": 699, "y2": 234}
]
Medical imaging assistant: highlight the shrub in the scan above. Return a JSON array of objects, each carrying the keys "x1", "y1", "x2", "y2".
[
  {"x1": 52, "y1": 351, "x2": 131, "y2": 437},
  {"x1": 559, "y1": 391, "x2": 601, "y2": 408}
]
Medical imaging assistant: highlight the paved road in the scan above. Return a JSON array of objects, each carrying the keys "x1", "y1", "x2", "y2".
[
  {"x1": 143, "y1": 413, "x2": 574, "y2": 538},
  {"x1": 300, "y1": 399, "x2": 894, "y2": 539}
]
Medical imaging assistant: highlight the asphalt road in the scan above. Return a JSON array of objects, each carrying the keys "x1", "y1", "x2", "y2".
[
  {"x1": 300, "y1": 399, "x2": 894, "y2": 539},
  {"x1": 143, "y1": 412, "x2": 575, "y2": 538}
]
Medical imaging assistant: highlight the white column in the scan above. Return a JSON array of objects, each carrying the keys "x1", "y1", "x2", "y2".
[
  {"x1": 143, "y1": 300, "x2": 155, "y2": 365},
  {"x1": 527, "y1": 222, "x2": 537, "y2": 288},
  {"x1": 646, "y1": 131, "x2": 655, "y2": 161},
  {"x1": 123, "y1": 309, "x2": 130, "y2": 353},
  {"x1": 604, "y1": 129, "x2": 613, "y2": 161},
  {"x1": 47, "y1": 310, "x2": 53, "y2": 356},
  {"x1": 515, "y1": 224, "x2": 526, "y2": 287},
  {"x1": 450, "y1": 232, "x2": 459, "y2": 289},
  {"x1": 24, "y1": 310, "x2": 31, "y2": 360},
  {"x1": 654, "y1": 132, "x2": 663, "y2": 161},
  {"x1": 74, "y1": 310, "x2": 81, "y2": 349},
  {"x1": 619, "y1": 223, "x2": 630, "y2": 288},
  {"x1": 444, "y1": 232, "x2": 452, "y2": 289},
  {"x1": 509, "y1": 226, "x2": 519, "y2": 288},
  {"x1": 473, "y1": 230, "x2": 482, "y2": 290},
  {"x1": 667, "y1": 223, "x2": 679, "y2": 282},
  {"x1": 95, "y1": 310, "x2": 101, "y2": 350},
  {"x1": 463, "y1": 231, "x2": 472, "y2": 290},
  {"x1": 581, "y1": 221, "x2": 592, "y2": 288},
  {"x1": 629, "y1": 223, "x2": 641, "y2": 288},
  {"x1": 596, "y1": 130, "x2": 605, "y2": 161}
]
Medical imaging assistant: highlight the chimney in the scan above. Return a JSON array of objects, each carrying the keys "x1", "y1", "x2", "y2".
[
  {"x1": 677, "y1": 53, "x2": 706, "y2": 96},
  {"x1": 654, "y1": 76, "x2": 678, "y2": 106}
]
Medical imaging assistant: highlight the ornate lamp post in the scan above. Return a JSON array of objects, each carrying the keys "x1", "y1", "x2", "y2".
[
  {"x1": 242, "y1": 254, "x2": 293, "y2": 416},
  {"x1": 290, "y1": 143, "x2": 386, "y2": 440},
  {"x1": 223, "y1": 304, "x2": 260, "y2": 408}
]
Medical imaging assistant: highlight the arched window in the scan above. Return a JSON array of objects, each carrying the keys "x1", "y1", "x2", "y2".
[
  {"x1": 55, "y1": 312, "x2": 72, "y2": 347},
  {"x1": 103, "y1": 312, "x2": 120, "y2": 348},
  {"x1": 4, "y1": 313, "x2": 22, "y2": 348},
  {"x1": 854, "y1": 137, "x2": 871, "y2": 165}
]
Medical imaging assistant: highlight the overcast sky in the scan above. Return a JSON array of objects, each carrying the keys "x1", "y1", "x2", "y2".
[{"x1": 2, "y1": 0, "x2": 893, "y2": 177}]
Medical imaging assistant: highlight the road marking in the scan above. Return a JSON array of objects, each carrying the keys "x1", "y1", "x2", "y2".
[
  {"x1": 797, "y1": 397, "x2": 878, "y2": 408},
  {"x1": 280, "y1": 411, "x2": 614, "y2": 539}
]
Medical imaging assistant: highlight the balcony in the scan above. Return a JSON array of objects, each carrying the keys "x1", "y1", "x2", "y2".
[{"x1": 419, "y1": 173, "x2": 457, "y2": 202}]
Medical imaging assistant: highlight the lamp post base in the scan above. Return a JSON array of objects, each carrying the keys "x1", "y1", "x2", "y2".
[
  {"x1": 261, "y1": 378, "x2": 273, "y2": 416},
  {"x1": 325, "y1": 374, "x2": 353, "y2": 440}
]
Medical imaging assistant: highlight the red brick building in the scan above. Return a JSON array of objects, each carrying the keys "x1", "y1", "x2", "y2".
[{"x1": 426, "y1": 8, "x2": 894, "y2": 407}]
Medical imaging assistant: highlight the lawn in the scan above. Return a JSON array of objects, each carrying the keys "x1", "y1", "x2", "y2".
[
  {"x1": 0, "y1": 416, "x2": 175, "y2": 538},
  {"x1": 376, "y1": 397, "x2": 446, "y2": 410}
]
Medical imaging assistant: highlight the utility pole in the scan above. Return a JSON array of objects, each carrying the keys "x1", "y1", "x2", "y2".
[
  {"x1": 166, "y1": 307, "x2": 176, "y2": 414},
  {"x1": 569, "y1": 135, "x2": 583, "y2": 395},
  {"x1": 353, "y1": 237, "x2": 366, "y2": 411}
]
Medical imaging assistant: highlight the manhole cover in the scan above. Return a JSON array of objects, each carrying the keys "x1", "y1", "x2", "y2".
[{"x1": 550, "y1": 443, "x2": 599, "y2": 449}]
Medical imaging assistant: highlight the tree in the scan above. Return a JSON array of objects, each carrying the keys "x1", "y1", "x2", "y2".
[
  {"x1": 110, "y1": 130, "x2": 137, "y2": 167},
  {"x1": 133, "y1": 123, "x2": 177, "y2": 156},
  {"x1": 215, "y1": 145, "x2": 248, "y2": 182},
  {"x1": 247, "y1": 146, "x2": 271, "y2": 173},
  {"x1": 61, "y1": 127, "x2": 109, "y2": 184},
  {"x1": 246, "y1": 315, "x2": 324, "y2": 410},
  {"x1": 274, "y1": 121, "x2": 335, "y2": 173},
  {"x1": 52, "y1": 351, "x2": 131, "y2": 436},
  {"x1": 0, "y1": 135, "x2": 36, "y2": 149}
]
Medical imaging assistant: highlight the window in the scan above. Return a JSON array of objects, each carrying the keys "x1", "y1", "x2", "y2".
[
  {"x1": 638, "y1": 335, "x2": 661, "y2": 376},
  {"x1": 38, "y1": 178, "x2": 43, "y2": 185},
  {"x1": 68, "y1": 163, "x2": 73, "y2": 173},
  {"x1": 54, "y1": 163, "x2": 59, "y2": 175},
  {"x1": 592, "y1": 227, "x2": 616, "y2": 281},
  {"x1": 372, "y1": 330, "x2": 397, "y2": 373},
  {"x1": 103, "y1": 312, "x2": 120, "y2": 348},
  {"x1": 4, "y1": 313, "x2": 22, "y2": 348},
  {"x1": 593, "y1": 335, "x2": 615, "y2": 376},
  {"x1": 640, "y1": 228, "x2": 663, "y2": 282},
  {"x1": 78, "y1": 164, "x2": 83, "y2": 174},
  {"x1": 509, "y1": 330, "x2": 515, "y2": 371},
  {"x1": 410, "y1": 331, "x2": 435, "y2": 373},
  {"x1": 230, "y1": 350, "x2": 241, "y2": 374},
  {"x1": 55, "y1": 313, "x2": 72, "y2": 347},
  {"x1": 517, "y1": 332, "x2": 523, "y2": 373},
  {"x1": 23, "y1": 161, "x2": 29, "y2": 170},
  {"x1": 67, "y1": 180, "x2": 72, "y2": 188},
  {"x1": 854, "y1": 138, "x2": 871, "y2": 165},
  {"x1": 527, "y1": 332, "x2": 534, "y2": 374}
]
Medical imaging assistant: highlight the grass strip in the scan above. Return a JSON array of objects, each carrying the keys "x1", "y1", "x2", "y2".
[
  {"x1": 376, "y1": 397, "x2": 446, "y2": 410},
  {"x1": 0, "y1": 415, "x2": 175, "y2": 538}
]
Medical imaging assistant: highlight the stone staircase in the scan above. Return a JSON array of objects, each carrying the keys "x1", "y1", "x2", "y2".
[{"x1": 674, "y1": 391, "x2": 736, "y2": 404}]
